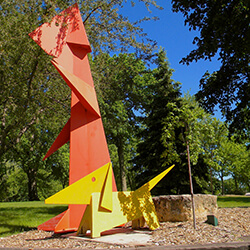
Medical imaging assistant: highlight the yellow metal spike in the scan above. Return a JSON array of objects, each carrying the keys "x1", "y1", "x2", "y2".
[
  {"x1": 45, "y1": 162, "x2": 112, "y2": 205},
  {"x1": 99, "y1": 162, "x2": 113, "y2": 211},
  {"x1": 137, "y1": 165, "x2": 175, "y2": 193}
]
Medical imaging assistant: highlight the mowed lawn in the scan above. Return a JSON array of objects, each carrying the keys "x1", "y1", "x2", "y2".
[
  {"x1": 217, "y1": 195, "x2": 250, "y2": 208},
  {"x1": 0, "y1": 201, "x2": 67, "y2": 237},
  {"x1": 0, "y1": 196, "x2": 249, "y2": 237}
]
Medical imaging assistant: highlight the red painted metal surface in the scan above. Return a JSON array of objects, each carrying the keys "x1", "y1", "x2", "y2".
[{"x1": 30, "y1": 4, "x2": 117, "y2": 233}]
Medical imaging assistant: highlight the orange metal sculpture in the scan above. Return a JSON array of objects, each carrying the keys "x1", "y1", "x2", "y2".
[{"x1": 29, "y1": 3, "x2": 117, "y2": 233}]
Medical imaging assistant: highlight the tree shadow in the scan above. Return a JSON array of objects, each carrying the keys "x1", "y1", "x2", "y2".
[
  {"x1": 0, "y1": 205, "x2": 67, "y2": 237},
  {"x1": 0, "y1": 224, "x2": 37, "y2": 237}
]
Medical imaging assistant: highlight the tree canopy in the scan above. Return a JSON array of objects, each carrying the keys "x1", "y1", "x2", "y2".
[{"x1": 172, "y1": 0, "x2": 250, "y2": 136}]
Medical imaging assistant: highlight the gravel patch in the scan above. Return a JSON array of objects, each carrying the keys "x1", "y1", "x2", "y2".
[
  {"x1": 0, "y1": 207, "x2": 249, "y2": 249},
  {"x1": 152, "y1": 207, "x2": 250, "y2": 246}
]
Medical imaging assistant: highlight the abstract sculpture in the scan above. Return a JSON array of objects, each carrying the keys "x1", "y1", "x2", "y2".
[
  {"x1": 29, "y1": 3, "x2": 174, "y2": 238},
  {"x1": 29, "y1": 3, "x2": 116, "y2": 233}
]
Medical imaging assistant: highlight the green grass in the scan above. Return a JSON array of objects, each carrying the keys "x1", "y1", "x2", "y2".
[
  {"x1": 217, "y1": 195, "x2": 250, "y2": 208},
  {"x1": 0, "y1": 201, "x2": 67, "y2": 237}
]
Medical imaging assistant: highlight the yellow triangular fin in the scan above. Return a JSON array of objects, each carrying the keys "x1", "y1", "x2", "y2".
[
  {"x1": 45, "y1": 162, "x2": 112, "y2": 205},
  {"x1": 99, "y1": 162, "x2": 113, "y2": 211},
  {"x1": 137, "y1": 165, "x2": 175, "y2": 193}
]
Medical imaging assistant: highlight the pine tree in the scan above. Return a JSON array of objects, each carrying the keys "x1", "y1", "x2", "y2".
[{"x1": 134, "y1": 50, "x2": 184, "y2": 194}]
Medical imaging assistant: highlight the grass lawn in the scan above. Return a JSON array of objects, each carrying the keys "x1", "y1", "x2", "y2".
[
  {"x1": 0, "y1": 201, "x2": 67, "y2": 237},
  {"x1": 217, "y1": 195, "x2": 250, "y2": 208}
]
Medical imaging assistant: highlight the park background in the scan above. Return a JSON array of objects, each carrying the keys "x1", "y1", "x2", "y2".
[{"x1": 0, "y1": 0, "x2": 249, "y2": 203}]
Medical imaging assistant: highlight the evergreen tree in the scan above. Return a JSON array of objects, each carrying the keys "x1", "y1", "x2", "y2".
[{"x1": 134, "y1": 50, "x2": 185, "y2": 195}]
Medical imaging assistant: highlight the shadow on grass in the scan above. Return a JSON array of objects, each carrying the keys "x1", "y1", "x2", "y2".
[
  {"x1": 0, "y1": 224, "x2": 37, "y2": 237},
  {"x1": 25, "y1": 233, "x2": 64, "y2": 241},
  {"x1": 218, "y1": 196, "x2": 250, "y2": 203},
  {"x1": 0, "y1": 206, "x2": 67, "y2": 215},
  {"x1": 0, "y1": 205, "x2": 67, "y2": 237}
]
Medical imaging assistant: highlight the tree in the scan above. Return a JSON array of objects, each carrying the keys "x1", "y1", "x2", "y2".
[
  {"x1": 175, "y1": 96, "x2": 249, "y2": 195},
  {"x1": 0, "y1": 1, "x2": 71, "y2": 198},
  {"x1": 162, "y1": 94, "x2": 215, "y2": 228},
  {"x1": 175, "y1": 96, "x2": 250, "y2": 195},
  {"x1": 171, "y1": 0, "x2": 250, "y2": 135},
  {"x1": 134, "y1": 49, "x2": 186, "y2": 195},
  {"x1": 217, "y1": 137, "x2": 250, "y2": 194},
  {"x1": 162, "y1": 94, "x2": 209, "y2": 166},
  {"x1": 12, "y1": 112, "x2": 70, "y2": 200},
  {"x1": 91, "y1": 53, "x2": 150, "y2": 191},
  {"x1": 198, "y1": 118, "x2": 228, "y2": 194},
  {"x1": 162, "y1": 94, "x2": 234, "y2": 195},
  {"x1": 216, "y1": 138, "x2": 233, "y2": 195},
  {"x1": 0, "y1": 0, "x2": 71, "y2": 166}
]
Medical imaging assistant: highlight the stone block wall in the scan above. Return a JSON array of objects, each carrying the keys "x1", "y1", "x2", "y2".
[{"x1": 153, "y1": 194, "x2": 217, "y2": 222}]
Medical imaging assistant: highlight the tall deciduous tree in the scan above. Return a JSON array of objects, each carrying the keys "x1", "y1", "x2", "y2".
[
  {"x1": 91, "y1": 53, "x2": 150, "y2": 191},
  {"x1": 174, "y1": 95, "x2": 228, "y2": 195},
  {"x1": 198, "y1": 117, "x2": 228, "y2": 194},
  {"x1": 172, "y1": 95, "x2": 249, "y2": 195},
  {"x1": 171, "y1": 0, "x2": 250, "y2": 135},
  {"x1": 162, "y1": 94, "x2": 211, "y2": 196},
  {"x1": 217, "y1": 137, "x2": 250, "y2": 194}
]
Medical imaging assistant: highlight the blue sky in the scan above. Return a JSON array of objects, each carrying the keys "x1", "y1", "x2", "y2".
[{"x1": 120, "y1": 1, "x2": 221, "y2": 97}]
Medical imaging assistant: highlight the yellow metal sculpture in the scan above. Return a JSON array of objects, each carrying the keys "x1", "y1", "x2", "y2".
[{"x1": 46, "y1": 164, "x2": 174, "y2": 238}]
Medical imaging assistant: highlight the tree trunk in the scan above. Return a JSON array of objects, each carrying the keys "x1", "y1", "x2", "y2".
[
  {"x1": 117, "y1": 138, "x2": 127, "y2": 191},
  {"x1": 27, "y1": 168, "x2": 39, "y2": 201},
  {"x1": 220, "y1": 169, "x2": 224, "y2": 195},
  {"x1": 209, "y1": 165, "x2": 214, "y2": 195},
  {"x1": 234, "y1": 176, "x2": 239, "y2": 194}
]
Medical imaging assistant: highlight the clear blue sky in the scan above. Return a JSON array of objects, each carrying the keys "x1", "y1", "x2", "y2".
[{"x1": 120, "y1": 1, "x2": 221, "y2": 97}]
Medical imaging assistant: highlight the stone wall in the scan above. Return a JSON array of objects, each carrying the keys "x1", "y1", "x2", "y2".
[{"x1": 153, "y1": 194, "x2": 217, "y2": 222}]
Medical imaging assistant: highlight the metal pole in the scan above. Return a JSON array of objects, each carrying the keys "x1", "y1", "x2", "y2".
[{"x1": 187, "y1": 141, "x2": 196, "y2": 229}]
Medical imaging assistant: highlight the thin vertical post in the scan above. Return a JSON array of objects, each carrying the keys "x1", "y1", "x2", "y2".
[{"x1": 187, "y1": 141, "x2": 196, "y2": 229}]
